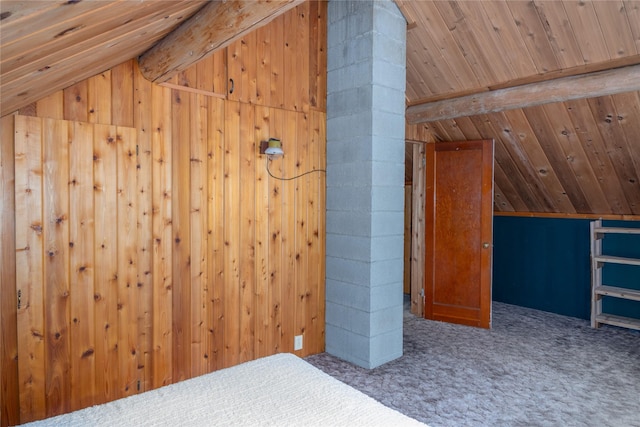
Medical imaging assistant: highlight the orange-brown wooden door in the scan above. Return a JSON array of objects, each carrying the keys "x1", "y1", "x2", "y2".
[{"x1": 424, "y1": 140, "x2": 494, "y2": 328}]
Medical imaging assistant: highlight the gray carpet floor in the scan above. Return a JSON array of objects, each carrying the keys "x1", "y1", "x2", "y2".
[{"x1": 305, "y1": 302, "x2": 640, "y2": 427}]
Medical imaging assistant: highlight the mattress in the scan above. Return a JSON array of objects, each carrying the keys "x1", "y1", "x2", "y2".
[{"x1": 21, "y1": 353, "x2": 426, "y2": 426}]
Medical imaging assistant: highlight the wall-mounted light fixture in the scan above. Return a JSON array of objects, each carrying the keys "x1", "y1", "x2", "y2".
[
  {"x1": 260, "y1": 137, "x2": 326, "y2": 181},
  {"x1": 260, "y1": 138, "x2": 284, "y2": 157}
]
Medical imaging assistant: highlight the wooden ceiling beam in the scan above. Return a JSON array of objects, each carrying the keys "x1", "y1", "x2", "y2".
[
  {"x1": 138, "y1": 0, "x2": 304, "y2": 83},
  {"x1": 406, "y1": 64, "x2": 640, "y2": 124}
]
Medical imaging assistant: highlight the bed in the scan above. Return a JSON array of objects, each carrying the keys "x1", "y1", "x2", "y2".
[{"x1": 21, "y1": 353, "x2": 426, "y2": 426}]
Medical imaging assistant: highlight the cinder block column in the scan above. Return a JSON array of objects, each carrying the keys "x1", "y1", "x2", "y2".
[{"x1": 325, "y1": 0, "x2": 406, "y2": 369}]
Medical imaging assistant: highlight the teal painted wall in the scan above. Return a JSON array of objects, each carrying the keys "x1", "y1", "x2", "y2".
[{"x1": 492, "y1": 217, "x2": 640, "y2": 320}]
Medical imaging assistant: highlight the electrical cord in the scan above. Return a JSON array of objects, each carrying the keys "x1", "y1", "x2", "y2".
[{"x1": 265, "y1": 157, "x2": 326, "y2": 181}]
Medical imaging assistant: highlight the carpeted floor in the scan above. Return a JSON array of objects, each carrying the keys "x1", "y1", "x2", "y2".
[{"x1": 305, "y1": 301, "x2": 640, "y2": 427}]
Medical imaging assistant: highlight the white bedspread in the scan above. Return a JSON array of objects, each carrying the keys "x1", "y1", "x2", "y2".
[{"x1": 22, "y1": 353, "x2": 425, "y2": 426}]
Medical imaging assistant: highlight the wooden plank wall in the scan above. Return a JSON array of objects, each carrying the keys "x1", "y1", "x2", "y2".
[
  {"x1": 0, "y1": 2, "x2": 327, "y2": 425},
  {"x1": 405, "y1": 124, "x2": 435, "y2": 317}
]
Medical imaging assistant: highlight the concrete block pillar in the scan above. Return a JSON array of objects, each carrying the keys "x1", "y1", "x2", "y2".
[{"x1": 325, "y1": 0, "x2": 407, "y2": 369}]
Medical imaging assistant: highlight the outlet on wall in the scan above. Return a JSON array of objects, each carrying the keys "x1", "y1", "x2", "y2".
[{"x1": 294, "y1": 334, "x2": 303, "y2": 351}]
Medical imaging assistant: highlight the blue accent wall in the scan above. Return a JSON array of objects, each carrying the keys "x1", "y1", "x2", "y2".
[{"x1": 492, "y1": 216, "x2": 640, "y2": 320}]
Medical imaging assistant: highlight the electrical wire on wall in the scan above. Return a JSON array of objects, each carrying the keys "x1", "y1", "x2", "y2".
[{"x1": 265, "y1": 157, "x2": 326, "y2": 181}]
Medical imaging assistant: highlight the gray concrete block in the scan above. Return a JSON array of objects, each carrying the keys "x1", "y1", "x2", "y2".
[
  {"x1": 370, "y1": 188, "x2": 404, "y2": 214},
  {"x1": 326, "y1": 86, "x2": 372, "y2": 119},
  {"x1": 328, "y1": 62, "x2": 373, "y2": 94},
  {"x1": 326, "y1": 0, "x2": 406, "y2": 368},
  {"x1": 371, "y1": 136, "x2": 405, "y2": 163},
  {"x1": 371, "y1": 259, "x2": 403, "y2": 287},
  {"x1": 326, "y1": 233, "x2": 372, "y2": 262},
  {"x1": 370, "y1": 304, "x2": 403, "y2": 335},
  {"x1": 326, "y1": 137, "x2": 374, "y2": 164},
  {"x1": 326, "y1": 279, "x2": 371, "y2": 311},
  {"x1": 326, "y1": 111, "x2": 372, "y2": 139},
  {"x1": 325, "y1": 324, "x2": 371, "y2": 368},
  {"x1": 369, "y1": 327, "x2": 403, "y2": 368},
  {"x1": 372, "y1": 31, "x2": 406, "y2": 66},
  {"x1": 372, "y1": 85, "x2": 406, "y2": 115},
  {"x1": 325, "y1": 162, "x2": 372, "y2": 188},
  {"x1": 370, "y1": 235, "x2": 404, "y2": 262},
  {"x1": 371, "y1": 210, "x2": 405, "y2": 236},
  {"x1": 370, "y1": 282, "x2": 404, "y2": 311},
  {"x1": 373, "y1": 0, "x2": 407, "y2": 43},
  {"x1": 372, "y1": 111, "x2": 405, "y2": 139},
  {"x1": 372, "y1": 60, "x2": 406, "y2": 91},
  {"x1": 326, "y1": 255, "x2": 371, "y2": 285},
  {"x1": 326, "y1": 300, "x2": 370, "y2": 336},
  {"x1": 372, "y1": 161, "x2": 404, "y2": 187},
  {"x1": 326, "y1": 212, "x2": 372, "y2": 237}
]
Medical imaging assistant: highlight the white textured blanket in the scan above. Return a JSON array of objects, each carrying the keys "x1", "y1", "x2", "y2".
[{"x1": 22, "y1": 353, "x2": 425, "y2": 426}]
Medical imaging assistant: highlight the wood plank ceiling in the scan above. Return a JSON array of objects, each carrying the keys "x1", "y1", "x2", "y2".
[
  {"x1": 1, "y1": 0, "x2": 640, "y2": 216},
  {"x1": 0, "y1": 0, "x2": 208, "y2": 115},
  {"x1": 400, "y1": 0, "x2": 640, "y2": 216}
]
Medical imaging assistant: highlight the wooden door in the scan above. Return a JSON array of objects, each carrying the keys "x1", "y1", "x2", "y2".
[{"x1": 424, "y1": 140, "x2": 494, "y2": 328}]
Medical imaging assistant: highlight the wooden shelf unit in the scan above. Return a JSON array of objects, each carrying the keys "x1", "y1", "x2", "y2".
[{"x1": 590, "y1": 220, "x2": 640, "y2": 331}]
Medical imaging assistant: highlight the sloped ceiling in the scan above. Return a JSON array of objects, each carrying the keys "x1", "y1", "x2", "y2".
[
  {"x1": 399, "y1": 0, "x2": 640, "y2": 216},
  {"x1": 0, "y1": 1, "x2": 208, "y2": 115},
  {"x1": 2, "y1": 0, "x2": 640, "y2": 216}
]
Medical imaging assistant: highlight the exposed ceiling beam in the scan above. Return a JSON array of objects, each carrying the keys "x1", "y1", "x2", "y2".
[
  {"x1": 406, "y1": 64, "x2": 640, "y2": 124},
  {"x1": 139, "y1": 0, "x2": 304, "y2": 83}
]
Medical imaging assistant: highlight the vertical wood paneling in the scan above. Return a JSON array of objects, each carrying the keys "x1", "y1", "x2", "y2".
[
  {"x1": 63, "y1": 82, "x2": 88, "y2": 123},
  {"x1": 93, "y1": 124, "x2": 119, "y2": 404},
  {"x1": 207, "y1": 97, "x2": 225, "y2": 371},
  {"x1": 35, "y1": 92, "x2": 64, "y2": 120},
  {"x1": 223, "y1": 100, "x2": 241, "y2": 367},
  {"x1": 256, "y1": 26, "x2": 272, "y2": 108},
  {"x1": 6, "y1": 5, "x2": 327, "y2": 423},
  {"x1": 270, "y1": 16, "x2": 285, "y2": 109},
  {"x1": 238, "y1": 103, "x2": 256, "y2": 363},
  {"x1": 42, "y1": 118, "x2": 71, "y2": 417},
  {"x1": 254, "y1": 106, "x2": 271, "y2": 359},
  {"x1": 308, "y1": 1, "x2": 321, "y2": 110},
  {"x1": 133, "y1": 62, "x2": 154, "y2": 393},
  {"x1": 295, "y1": 112, "x2": 309, "y2": 355},
  {"x1": 312, "y1": 109, "x2": 326, "y2": 355},
  {"x1": 189, "y1": 94, "x2": 208, "y2": 376},
  {"x1": 151, "y1": 84, "x2": 173, "y2": 388},
  {"x1": 171, "y1": 89, "x2": 191, "y2": 381},
  {"x1": 212, "y1": 49, "x2": 228, "y2": 97},
  {"x1": 244, "y1": 31, "x2": 258, "y2": 105},
  {"x1": 111, "y1": 62, "x2": 134, "y2": 128},
  {"x1": 411, "y1": 143, "x2": 425, "y2": 317},
  {"x1": 14, "y1": 116, "x2": 46, "y2": 423},
  {"x1": 227, "y1": 40, "x2": 242, "y2": 103},
  {"x1": 116, "y1": 126, "x2": 138, "y2": 396},
  {"x1": 87, "y1": 72, "x2": 112, "y2": 125},
  {"x1": 268, "y1": 107, "x2": 284, "y2": 354},
  {"x1": 68, "y1": 121, "x2": 95, "y2": 411},
  {"x1": 195, "y1": 55, "x2": 214, "y2": 93},
  {"x1": 1, "y1": 116, "x2": 19, "y2": 427},
  {"x1": 281, "y1": 110, "x2": 297, "y2": 353},
  {"x1": 404, "y1": 184, "x2": 412, "y2": 295},
  {"x1": 283, "y1": 9, "x2": 299, "y2": 112}
]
